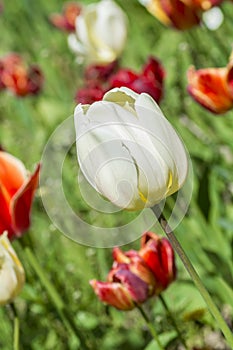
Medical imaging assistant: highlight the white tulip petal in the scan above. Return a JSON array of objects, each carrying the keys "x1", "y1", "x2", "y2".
[
  {"x1": 68, "y1": 34, "x2": 85, "y2": 55},
  {"x1": 0, "y1": 233, "x2": 25, "y2": 305},
  {"x1": 74, "y1": 87, "x2": 189, "y2": 210}
]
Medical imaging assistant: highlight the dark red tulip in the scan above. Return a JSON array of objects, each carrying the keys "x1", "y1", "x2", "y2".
[
  {"x1": 75, "y1": 83, "x2": 105, "y2": 104},
  {"x1": 110, "y1": 57, "x2": 165, "y2": 103},
  {"x1": 84, "y1": 60, "x2": 118, "y2": 82}
]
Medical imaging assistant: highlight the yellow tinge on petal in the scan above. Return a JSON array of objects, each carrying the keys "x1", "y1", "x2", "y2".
[{"x1": 146, "y1": 0, "x2": 172, "y2": 26}]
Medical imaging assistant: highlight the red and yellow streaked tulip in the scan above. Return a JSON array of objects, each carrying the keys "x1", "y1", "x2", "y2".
[
  {"x1": 187, "y1": 54, "x2": 233, "y2": 114},
  {"x1": 0, "y1": 150, "x2": 40, "y2": 239},
  {"x1": 139, "y1": 0, "x2": 224, "y2": 30}
]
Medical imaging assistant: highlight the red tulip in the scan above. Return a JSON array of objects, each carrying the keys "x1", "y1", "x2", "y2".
[
  {"x1": 0, "y1": 53, "x2": 44, "y2": 97},
  {"x1": 0, "y1": 151, "x2": 40, "y2": 239},
  {"x1": 49, "y1": 2, "x2": 82, "y2": 32},
  {"x1": 187, "y1": 66, "x2": 233, "y2": 114},
  {"x1": 139, "y1": 232, "x2": 176, "y2": 292}
]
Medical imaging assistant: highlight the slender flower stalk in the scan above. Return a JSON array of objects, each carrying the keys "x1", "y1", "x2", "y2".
[
  {"x1": 137, "y1": 305, "x2": 165, "y2": 350},
  {"x1": 9, "y1": 303, "x2": 19, "y2": 350},
  {"x1": 152, "y1": 205, "x2": 233, "y2": 348},
  {"x1": 159, "y1": 295, "x2": 188, "y2": 349},
  {"x1": 22, "y1": 245, "x2": 89, "y2": 350}
]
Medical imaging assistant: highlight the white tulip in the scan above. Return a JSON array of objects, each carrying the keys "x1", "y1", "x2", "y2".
[
  {"x1": 68, "y1": 0, "x2": 127, "y2": 64},
  {"x1": 74, "y1": 87, "x2": 188, "y2": 210},
  {"x1": 0, "y1": 232, "x2": 25, "y2": 305}
]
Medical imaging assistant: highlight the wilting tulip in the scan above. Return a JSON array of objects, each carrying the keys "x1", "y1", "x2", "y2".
[
  {"x1": 0, "y1": 151, "x2": 40, "y2": 239},
  {"x1": 187, "y1": 58, "x2": 233, "y2": 114},
  {"x1": 0, "y1": 232, "x2": 25, "y2": 305},
  {"x1": 139, "y1": 232, "x2": 176, "y2": 291},
  {"x1": 0, "y1": 53, "x2": 44, "y2": 97},
  {"x1": 68, "y1": 0, "x2": 127, "y2": 63},
  {"x1": 139, "y1": 0, "x2": 224, "y2": 30},
  {"x1": 90, "y1": 231, "x2": 176, "y2": 309},
  {"x1": 49, "y1": 2, "x2": 82, "y2": 32},
  {"x1": 90, "y1": 263, "x2": 152, "y2": 310},
  {"x1": 74, "y1": 87, "x2": 188, "y2": 210}
]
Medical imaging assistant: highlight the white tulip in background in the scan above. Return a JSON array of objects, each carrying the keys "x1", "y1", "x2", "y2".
[
  {"x1": 74, "y1": 87, "x2": 189, "y2": 211},
  {"x1": 0, "y1": 232, "x2": 25, "y2": 305},
  {"x1": 68, "y1": 0, "x2": 127, "y2": 64}
]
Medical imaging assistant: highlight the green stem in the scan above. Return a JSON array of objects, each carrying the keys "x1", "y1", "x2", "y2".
[
  {"x1": 152, "y1": 206, "x2": 233, "y2": 348},
  {"x1": 24, "y1": 246, "x2": 89, "y2": 350},
  {"x1": 159, "y1": 295, "x2": 188, "y2": 349},
  {"x1": 137, "y1": 305, "x2": 165, "y2": 350},
  {"x1": 9, "y1": 303, "x2": 20, "y2": 350}
]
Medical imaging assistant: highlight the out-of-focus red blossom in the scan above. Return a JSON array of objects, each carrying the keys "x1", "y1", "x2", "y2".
[
  {"x1": 75, "y1": 83, "x2": 105, "y2": 104},
  {"x1": 0, "y1": 53, "x2": 44, "y2": 97},
  {"x1": 0, "y1": 2, "x2": 3, "y2": 14},
  {"x1": 90, "y1": 232, "x2": 176, "y2": 310},
  {"x1": 110, "y1": 56, "x2": 165, "y2": 103},
  {"x1": 49, "y1": 2, "x2": 82, "y2": 32},
  {"x1": 144, "y1": 0, "x2": 224, "y2": 30},
  {"x1": 187, "y1": 55, "x2": 233, "y2": 114},
  {"x1": 75, "y1": 56, "x2": 165, "y2": 104},
  {"x1": 139, "y1": 232, "x2": 176, "y2": 292},
  {"x1": 0, "y1": 150, "x2": 40, "y2": 240},
  {"x1": 84, "y1": 60, "x2": 118, "y2": 82}
]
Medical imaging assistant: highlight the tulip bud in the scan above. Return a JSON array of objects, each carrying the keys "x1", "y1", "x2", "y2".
[
  {"x1": 74, "y1": 87, "x2": 188, "y2": 211},
  {"x1": 0, "y1": 150, "x2": 40, "y2": 239},
  {"x1": 68, "y1": 0, "x2": 127, "y2": 64},
  {"x1": 0, "y1": 232, "x2": 25, "y2": 305},
  {"x1": 139, "y1": 232, "x2": 176, "y2": 292}
]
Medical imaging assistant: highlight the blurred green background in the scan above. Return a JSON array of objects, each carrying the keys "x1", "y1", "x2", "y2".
[{"x1": 0, "y1": 0, "x2": 233, "y2": 349}]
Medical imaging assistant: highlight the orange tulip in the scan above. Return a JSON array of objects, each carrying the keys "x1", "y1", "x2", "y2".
[
  {"x1": 0, "y1": 151, "x2": 40, "y2": 239},
  {"x1": 49, "y1": 2, "x2": 82, "y2": 32},
  {"x1": 187, "y1": 63, "x2": 233, "y2": 114}
]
